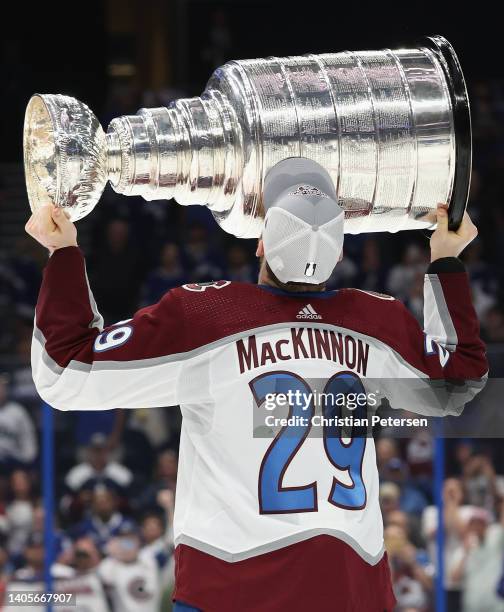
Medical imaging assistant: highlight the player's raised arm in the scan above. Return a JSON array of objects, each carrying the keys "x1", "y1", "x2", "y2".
[
  {"x1": 381, "y1": 205, "x2": 488, "y2": 416},
  {"x1": 26, "y1": 205, "x2": 190, "y2": 411},
  {"x1": 423, "y1": 205, "x2": 487, "y2": 378}
]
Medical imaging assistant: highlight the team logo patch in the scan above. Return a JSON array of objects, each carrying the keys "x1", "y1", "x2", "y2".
[
  {"x1": 296, "y1": 304, "x2": 322, "y2": 320},
  {"x1": 182, "y1": 280, "x2": 231, "y2": 292},
  {"x1": 288, "y1": 185, "x2": 329, "y2": 198}
]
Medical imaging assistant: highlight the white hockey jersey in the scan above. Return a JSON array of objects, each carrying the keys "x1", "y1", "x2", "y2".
[{"x1": 31, "y1": 248, "x2": 487, "y2": 612}]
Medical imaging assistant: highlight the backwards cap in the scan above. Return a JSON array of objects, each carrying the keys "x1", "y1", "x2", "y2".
[{"x1": 262, "y1": 157, "x2": 344, "y2": 284}]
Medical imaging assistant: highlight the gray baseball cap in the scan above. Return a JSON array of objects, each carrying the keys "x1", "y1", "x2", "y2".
[{"x1": 262, "y1": 157, "x2": 344, "y2": 285}]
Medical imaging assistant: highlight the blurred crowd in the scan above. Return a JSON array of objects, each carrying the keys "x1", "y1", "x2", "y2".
[
  {"x1": 378, "y1": 435, "x2": 504, "y2": 612},
  {"x1": 0, "y1": 364, "x2": 180, "y2": 610},
  {"x1": 1, "y1": 67, "x2": 504, "y2": 612}
]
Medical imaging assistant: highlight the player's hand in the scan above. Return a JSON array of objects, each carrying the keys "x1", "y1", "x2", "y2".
[
  {"x1": 430, "y1": 204, "x2": 478, "y2": 263},
  {"x1": 25, "y1": 204, "x2": 77, "y2": 254}
]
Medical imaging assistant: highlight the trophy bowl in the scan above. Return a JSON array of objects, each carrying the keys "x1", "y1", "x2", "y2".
[{"x1": 23, "y1": 94, "x2": 109, "y2": 222}]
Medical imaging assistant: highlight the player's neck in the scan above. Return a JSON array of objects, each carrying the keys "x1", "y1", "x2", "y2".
[{"x1": 258, "y1": 262, "x2": 326, "y2": 293}]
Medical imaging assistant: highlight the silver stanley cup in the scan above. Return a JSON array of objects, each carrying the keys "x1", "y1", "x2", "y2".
[{"x1": 23, "y1": 35, "x2": 471, "y2": 237}]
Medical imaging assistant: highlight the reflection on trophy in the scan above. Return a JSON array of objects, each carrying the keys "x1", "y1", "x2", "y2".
[{"x1": 23, "y1": 35, "x2": 471, "y2": 237}]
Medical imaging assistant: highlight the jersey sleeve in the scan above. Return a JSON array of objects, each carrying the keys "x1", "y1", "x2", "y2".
[
  {"x1": 381, "y1": 257, "x2": 488, "y2": 416},
  {"x1": 32, "y1": 246, "x2": 194, "y2": 411},
  {"x1": 423, "y1": 257, "x2": 487, "y2": 378}
]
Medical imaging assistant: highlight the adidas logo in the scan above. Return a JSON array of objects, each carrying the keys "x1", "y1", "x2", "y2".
[{"x1": 296, "y1": 304, "x2": 322, "y2": 320}]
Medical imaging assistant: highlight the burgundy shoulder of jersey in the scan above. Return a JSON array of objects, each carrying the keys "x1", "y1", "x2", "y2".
[
  {"x1": 170, "y1": 280, "x2": 339, "y2": 347},
  {"x1": 332, "y1": 287, "x2": 400, "y2": 331},
  {"x1": 329, "y1": 287, "x2": 409, "y2": 344},
  {"x1": 168, "y1": 280, "x2": 268, "y2": 347},
  {"x1": 168, "y1": 280, "x2": 406, "y2": 347}
]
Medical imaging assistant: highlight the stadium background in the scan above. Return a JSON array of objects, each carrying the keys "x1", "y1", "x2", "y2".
[{"x1": 1, "y1": 1, "x2": 504, "y2": 610}]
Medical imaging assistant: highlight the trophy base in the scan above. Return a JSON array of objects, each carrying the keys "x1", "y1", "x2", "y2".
[{"x1": 422, "y1": 35, "x2": 472, "y2": 232}]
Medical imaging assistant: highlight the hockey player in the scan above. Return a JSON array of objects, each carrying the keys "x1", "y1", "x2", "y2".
[{"x1": 26, "y1": 158, "x2": 487, "y2": 612}]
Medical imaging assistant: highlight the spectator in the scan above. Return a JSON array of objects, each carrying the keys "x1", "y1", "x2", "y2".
[
  {"x1": 385, "y1": 508, "x2": 410, "y2": 531},
  {"x1": 99, "y1": 526, "x2": 161, "y2": 612},
  {"x1": 376, "y1": 438, "x2": 401, "y2": 471},
  {"x1": 482, "y1": 305, "x2": 504, "y2": 343},
  {"x1": 377, "y1": 438, "x2": 429, "y2": 517},
  {"x1": 62, "y1": 536, "x2": 101, "y2": 571},
  {"x1": 450, "y1": 505, "x2": 504, "y2": 612},
  {"x1": 139, "y1": 489, "x2": 176, "y2": 594},
  {"x1": 5, "y1": 470, "x2": 36, "y2": 560},
  {"x1": 53, "y1": 538, "x2": 109, "y2": 612},
  {"x1": 386, "y1": 243, "x2": 428, "y2": 301},
  {"x1": 405, "y1": 431, "x2": 434, "y2": 502},
  {"x1": 126, "y1": 407, "x2": 171, "y2": 452},
  {"x1": 11, "y1": 532, "x2": 44, "y2": 582},
  {"x1": 0, "y1": 543, "x2": 9, "y2": 604},
  {"x1": 155, "y1": 448, "x2": 178, "y2": 490},
  {"x1": 385, "y1": 509, "x2": 423, "y2": 550},
  {"x1": 463, "y1": 454, "x2": 503, "y2": 514},
  {"x1": 89, "y1": 219, "x2": 144, "y2": 323},
  {"x1": 353, "y1": 238, "x2": 387, "y2": 293},
  {"x1": 405, "y1": 432, "x2": 433, "y2": 481},
  {"x1": 28, "y1": 502, "x2": 67, "y2": 565},
  {"x1": 385, "y1": 523, "x2": 433, "y2": 611},
  {"x1": 69, "y1": 486, "x2": 136, "y2": 554},
  {"x1": 0, "y1": 373, "x2": 37, "y2": 470},
  {"x1": 225, "y1": 243, "x2": 255, "y2": 282},
  {"x1": 141, "y1": 242, "x2": 185, "y2": 306},
  {"x1": 74, "y1": 408, "x2": 126, "y2": 451},
  {"x1": 327, "y1": 253, "x2": 358, "y2": 289},
  {"x1": 140, "y1": 512, "x2": 167, "y2": 556},
  {"x1": 422, "y1": 478, "x2": 477, "y2": 612},
  {"x1": 9, "y1": 332, "x2": 39, "y2": 406},
  {"x1": 0, "y1": 264, "x2": 18, "y2": 357},
  {"x1": 120, "y1": 417, "x2": 157, "y2": 483},
  {"x1": 449, "y1": 439, "x2": 475, "y2": 478},
  {"x1": 64, "y1": 433, "x2": 133, "y2": 499},
  {"x1": 135, "y1": 449, "x2": 178, "y2": 512},
  {"x1": 379, "y1": 481, "x2": 401, "y2": 521},
  {"x1": 403, "y1": 270, "x2": 425, "y2": 324},
  {"x1": 382, "y1": 463, "x2": 428, "y2": 515},
  {"x1": 463, "y1": 240, "x2": 498, "y2": 317},
  {"x1": 184, "y1": 223, "x2": 223, "y2": 282},
  {"x1": 7, "y1": 236, "x2": 43, "y2": 318}
]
